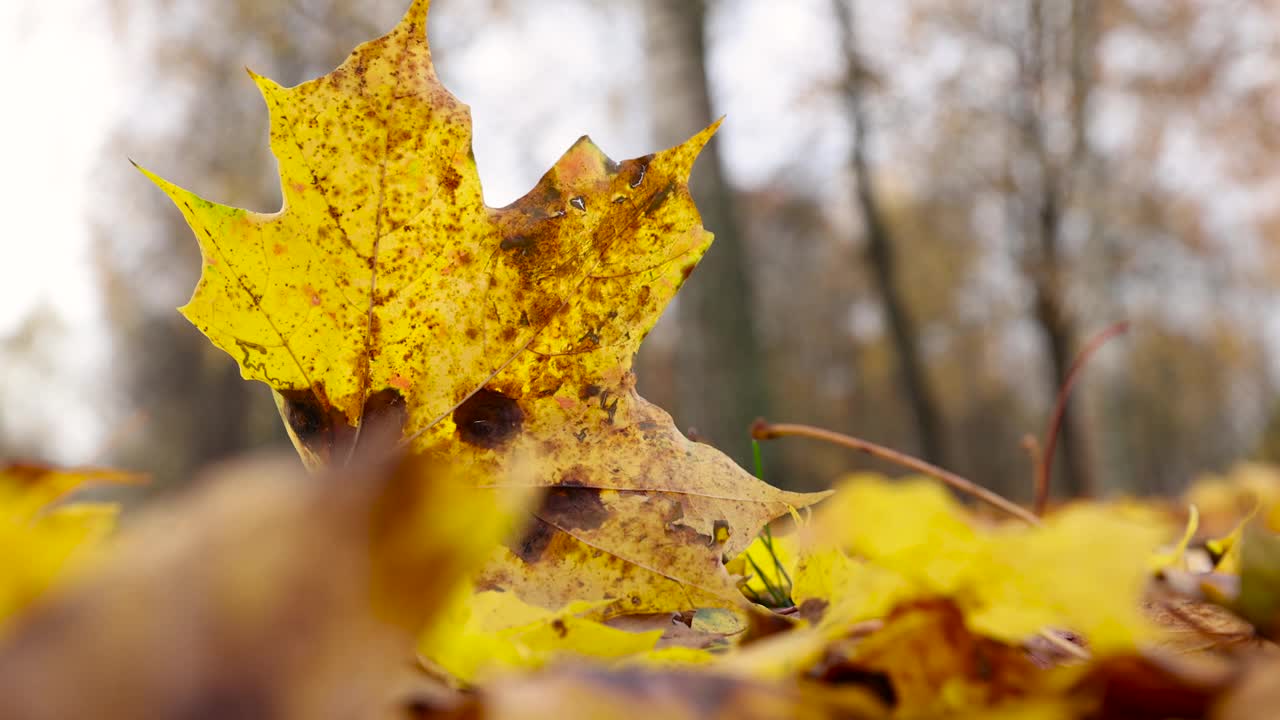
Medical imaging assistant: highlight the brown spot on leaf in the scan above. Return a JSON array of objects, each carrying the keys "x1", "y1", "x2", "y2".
[
  {"x1": 440, "y1": 164, "x2": 462, "y2": 194},
  {"x1": 279, "y1": 388, "x2": 333, "y2": 455},
  {"x1": 538, "y1": 486, "x2": 608, "y2": 531},
  {"x1": 500, "y1": 234, "x2": 535, "y2": 252},
  {"x1": 507, "y1": 518, "x2": 555, "y2": 564},
  {"x1": 797, "y1": 598, "x2": 829, "y2": 624},
  {"x1": 453, "y1": 388, "x2": 524, "y2": 449},
  {"x1": 279, "y1": 386, "x2": 407, "y2": 462},
  {"x1": 644, "y1": 182, "x2": 674, "y2": 215}
]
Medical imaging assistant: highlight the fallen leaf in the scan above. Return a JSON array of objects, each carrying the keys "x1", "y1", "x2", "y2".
[
  {"x1": 1074, "y1": 651, "x2": 1235, "y2": 720},
  {"x1": 143, "y1": 0, "x2": 827, "y2": 617},
  {"x1": 0, "y1": 463, "x2": 143, "y2": 632},
  {"x1": 605, "y1": 608, "x2": 741, "y2": 653},
  {"x1": 1144, "y1": 589, "x2": 1256, "y2": 656},
  {"x1": 727, "y1": 531, "x2": 798, "y2": 607},
  {"x1": 0, "y1": 453, "x2": 522, "y2": 720},
  {"x1": 420, "y1": 584, "x2": 663, "y2": 683},
  {"x1": 804, "y1": 475, "x2": 1172, "y2": 652},
  {"x1": 454, "y1": 667, "x2": 888, "y2": 720},
  {"x1": 811, "y1": 599, "x2": 1047, "y2": 717}
]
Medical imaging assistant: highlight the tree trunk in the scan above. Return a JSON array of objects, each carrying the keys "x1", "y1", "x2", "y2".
[
  {"x1": 832, "y1": 0, "x2": 948, "y2": 466},
  {"x1": 642, "y1": 0, "x2": 769, "y2": 466},
  {"x1": 1018, "y1": 0, "x2": 1098, "y2": 498}
]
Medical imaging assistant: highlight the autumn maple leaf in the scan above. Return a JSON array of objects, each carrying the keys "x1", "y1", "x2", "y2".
[{"x1": 139, "y1": 0, "x2": 827, "y2": 615}]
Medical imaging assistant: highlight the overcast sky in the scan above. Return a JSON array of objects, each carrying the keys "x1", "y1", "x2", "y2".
[{"x1": 2, "y1": 0, "x2": 1276, "y2": 463}]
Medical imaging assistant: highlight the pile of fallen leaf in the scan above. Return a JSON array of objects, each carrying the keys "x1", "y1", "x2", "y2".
[{"x1": 6, "y1": 2, "x2": 1280, "y2": 717}]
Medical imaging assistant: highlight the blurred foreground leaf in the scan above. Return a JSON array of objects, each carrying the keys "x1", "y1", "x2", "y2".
[
  {"x1": 0, "y1": 454, "x2": 525, "y2": 719},
  {"x1": 0, "y1": 463, "x2": 143, "y2": 632}
]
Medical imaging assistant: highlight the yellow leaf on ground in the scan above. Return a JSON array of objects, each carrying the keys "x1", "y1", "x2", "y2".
[
  {"x1": 812, "y1": 474, "x2": 984, "y2": 596},
  {"x1": 804, "y1": 475, "x2": 1171, "y2": 653},
  {"x1": 0, "y1": 463, "x2": 143, "y2": 632},
  {"x1": 420, "y1": 585, "x2": 662, "y2": 683},
  {"x1": 820, "y1": 599, "x2": 1049, "y2": 716},
  {"x1": 727, "y1": 532, "x2": 798, "y2": 606},
  {"x1": 976, "y1": 503, "x2": 1169, "y2": 652},
  {"x1": 792, "y1": 548, "x2": 914, "y2": 633}
]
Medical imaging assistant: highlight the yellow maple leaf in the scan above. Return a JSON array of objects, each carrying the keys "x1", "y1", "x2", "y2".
[
  {"x1": 420, "y1": 583, "x2": 662, "y2": 683},
  {"x1": 141, "y1": 0, "x2": 827, "y2": 616},
  {"x1": 812, "y1": 473, "x2": 985, "y2": 596},
  {"x1": 0, "y1": 463, "x2": 142, "y2": 633},
  {"x1": 805, "y1": 474, "x2": 1172, "y2": 653}
]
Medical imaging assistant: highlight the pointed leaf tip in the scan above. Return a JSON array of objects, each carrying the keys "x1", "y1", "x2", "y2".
[
  {"x1": 246, "y1": 68, "x2": 284, "y2": 99},
  {"x1": 130, "y1": 161, "x2": 166, "y2": 189},
  {"x1": 657, "y1": 122, "x2": 722, "y2": 182},
  {"x1": 398, "y1": 0, "x2": 431, "y2": 36},
  {"x1": 131, "y1": 164, "x2": 188, "y2": 204}
]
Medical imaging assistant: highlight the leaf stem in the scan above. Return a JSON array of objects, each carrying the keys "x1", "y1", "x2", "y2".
[{"x1": 751, "y1": 420, "x2": 1040, "y2": 526}]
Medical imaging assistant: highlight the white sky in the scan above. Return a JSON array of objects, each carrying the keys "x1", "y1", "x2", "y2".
[
  {"x1": 0, "y1": 0, "x2": 128, "y2": 459},
  {"x1": 0, "y1": 0, "x2": 122, "y2": 334}
]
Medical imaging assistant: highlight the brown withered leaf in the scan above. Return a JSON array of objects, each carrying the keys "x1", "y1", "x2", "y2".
[
  {"x1": 430, "y1": 667, "x2": 887, "y2": 720},
  {"x1": 810, "y1": 599, "x2": 1048, "y2": 716},
  {"x1": 143, "y1": 0, "x2": 828, "y2": 617},
  {"x1": 1145, "y1": 589, "x2": 1258, "y2": 656},
  {"x1": 0, "y1": 453, "x2": 520, "y2": 720},
  {"x1": 1072, "y1": 651, "x2": 1236, "y2": 720}
]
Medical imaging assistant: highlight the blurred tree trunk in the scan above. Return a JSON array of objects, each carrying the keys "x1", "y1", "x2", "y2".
[
  {"x1": 1014, "y1": 0, "x2": 1098, "y2": 498},
  {"x1": 642, "y1": 0, "x2": 769, "y2": 466},
  {"x1": 832, "y1": 0, "x2": 948, "y2": 467}
]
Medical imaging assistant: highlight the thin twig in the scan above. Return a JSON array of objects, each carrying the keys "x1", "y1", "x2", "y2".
[
  {"x1": 752, "y1": 420, "x2": 1040, "y2": 526},
  {"x1": 1034, "y1": 321, "x2": 1129, "y2": 515}
]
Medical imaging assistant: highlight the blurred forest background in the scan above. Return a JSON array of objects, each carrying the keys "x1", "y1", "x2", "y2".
[{"x1": 3, "y1": 0, "x2": 1279, "y2": 501}]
